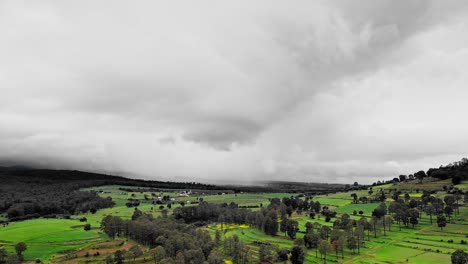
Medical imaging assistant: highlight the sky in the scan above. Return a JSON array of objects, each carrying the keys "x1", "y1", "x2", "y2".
[{"x1": 1, "y1": 0, "x2": 468, "y2": 184}]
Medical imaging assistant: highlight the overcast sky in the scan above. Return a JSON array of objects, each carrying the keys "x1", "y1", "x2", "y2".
[{"x1": 1, "y1": 1, "x2": 468, "y2": 184}]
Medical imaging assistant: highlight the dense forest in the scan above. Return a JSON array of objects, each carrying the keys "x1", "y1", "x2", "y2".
[{"x1": 101, "y1": 211, "x2": 237, "y2": 264}]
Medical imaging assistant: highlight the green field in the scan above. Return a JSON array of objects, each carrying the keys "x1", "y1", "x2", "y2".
[
  {"x1": 0, "y1": 187, "x2": 292, "y2": 262},
  {"x1": 0, "y1": 180, "x2": 467, "y2": 263},
  {"x1": 77, "y1": 185, "x2": 291, "y2": 227},
  {"x1": 0, "y1": 219, "x2": 101, "y2": 261},
  {"x1": 207, "y1": 204, "x2": 467, "y2": 264}
]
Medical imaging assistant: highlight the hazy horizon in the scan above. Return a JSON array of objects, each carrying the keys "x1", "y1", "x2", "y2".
[{"x1": 1, "y1": 1, "x2": 468, "y2": 184}]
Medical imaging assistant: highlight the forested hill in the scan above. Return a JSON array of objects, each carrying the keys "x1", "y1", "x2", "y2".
[
  {"x1": 426, "y1": 158, "x2": 468, "y2": 184},
  {"x1": 373, "y1": 158, "x2": 468, "y2": 186},
  {"x1": 0, "y1": 167, "x2": 219, "y2": 222},
  {"x1": 0, "y1": 167, "x2": 218, "y2": 189}
]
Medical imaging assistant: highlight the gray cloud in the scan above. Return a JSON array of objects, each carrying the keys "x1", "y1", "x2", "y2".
[{"x1": 1, "y1": 1, "x2": 468, "y2": 183}]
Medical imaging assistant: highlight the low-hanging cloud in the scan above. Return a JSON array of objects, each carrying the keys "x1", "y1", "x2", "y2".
[{"x1": 1, "y1": 0, "x2": 468, "y2": 184}]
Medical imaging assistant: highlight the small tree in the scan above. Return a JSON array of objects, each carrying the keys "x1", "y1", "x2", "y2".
[
  {"x1": 425, "y1": 204, "x2": 435, "y2": 224},
  {"x1": 287, "y1": 220, "x2": 299, "y2": 239},
  {"x1": 175, "y1": 252, "x2": 185, "y2": 264},
  {"x1": 128, "y1": 245, "x2": 143, "y2": 261},
  {"x1": 347, "y1": 236, "x2": 357, "y2": 254},
  {"x1": 105, "y1": 256, "x2": 114, "y2": 264},
  {"x1": 150, "y1": 246, "x2": 166, "y2": 262},
  {"x1": 451, "y1": 249, "x2": 468, "y2": 264},
  {"x1": 131, "y1": 208, "x2": 143, "y2": 221},
  {"x1": 114, "y1": 250, "x2": 125, "y2": 264},
  {"x1": 161, "y1": 209, "x2": 168, "y2": 217},
  {"x1": 319, "y1": 240, "x2": 332, "y2": 264},
  {"x1": 277, "y1": 249, "x2": 289, "y2": 261},
  {"x1": 207, "y1": 249, "x2": 224, "y2": 264},
  {"x1": 437, "y1": 215, "x2": 447, "y2": 230},
  {"x1": 0, "y1": 249, "x2": 8, "y2": 263},
  {"x1": 399, "y1": 175, "x2": 407, "y2": 182},
  {"x1": 290, "y1": 246, "x2": 305, "y2": 264},
  {"x1": 332, "y1": 240, "x2": 340, "y2": 258},
  {"x1": 84, "y1": 224, "x2": 91, "y2": 231},
  {"x1": 259, "y1": 244, "x2": 277, "y2": 263},
  {"x1": 215, "y1": 230, "x2": 221, "y2": 245},
  {"x1": 15, "y1": 242, "x2": 27, "y2": 261},
  {"x1": 408, "y1": 208, "x2": 419, "y2": 228},
  {"x1": 414, "y1": 170, "x2": 426, "y2": 183}
]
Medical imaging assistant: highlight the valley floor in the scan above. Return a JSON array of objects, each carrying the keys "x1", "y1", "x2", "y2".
[{"x1": 0, "y1": 180, "x2": 467, "y2": 263}]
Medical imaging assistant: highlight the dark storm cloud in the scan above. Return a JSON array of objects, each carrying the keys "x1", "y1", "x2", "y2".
[{"x1": 1, "y1": 0, "x2": 468, "y2": 183}]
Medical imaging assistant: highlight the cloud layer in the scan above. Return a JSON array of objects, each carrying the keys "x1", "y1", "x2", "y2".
[{"x1": 1, "y1": 0, "x2": 468, "y2": 184}]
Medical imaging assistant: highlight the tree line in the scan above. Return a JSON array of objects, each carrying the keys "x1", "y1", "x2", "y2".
[{"x1": 372, "y1": 157, "x2": 468, "y2": 186}]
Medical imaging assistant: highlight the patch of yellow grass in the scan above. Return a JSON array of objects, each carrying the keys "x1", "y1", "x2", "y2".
[{"x1": 209, "y1": 223, "x2": 249, "y2": 230}]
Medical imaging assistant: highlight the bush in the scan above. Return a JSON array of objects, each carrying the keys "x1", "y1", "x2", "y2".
[
  {"x1": 452, "y1": 175, "x2": 462, "y2": 185},
  {"x1": 84, "y1": 224, "x2": 91, "y2": 231},
  {"x1": 277, "y1": 249, "x2": 289, "y2": 261}
]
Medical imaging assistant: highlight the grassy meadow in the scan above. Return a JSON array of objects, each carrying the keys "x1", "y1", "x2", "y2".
[
  {"x1": 206, "y1": 180, "x2": 468, "y2": 264},
  {"x1": 0, "y1": 179, "x2": 467, "y2": 263},
  {"x1": 0, "y1": 219, "x2": 101, "y2": 261}
]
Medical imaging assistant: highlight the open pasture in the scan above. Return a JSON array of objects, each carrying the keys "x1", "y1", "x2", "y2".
[
  {"x1": 0, "y1": 219, "x2": 100, "y2": 261},
  {"x1": 0, "y1": 180, "x2": 466, "y2": 263},
  {"x1": 202, "y1": 182, "x2": 468, "y2": 264}
]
